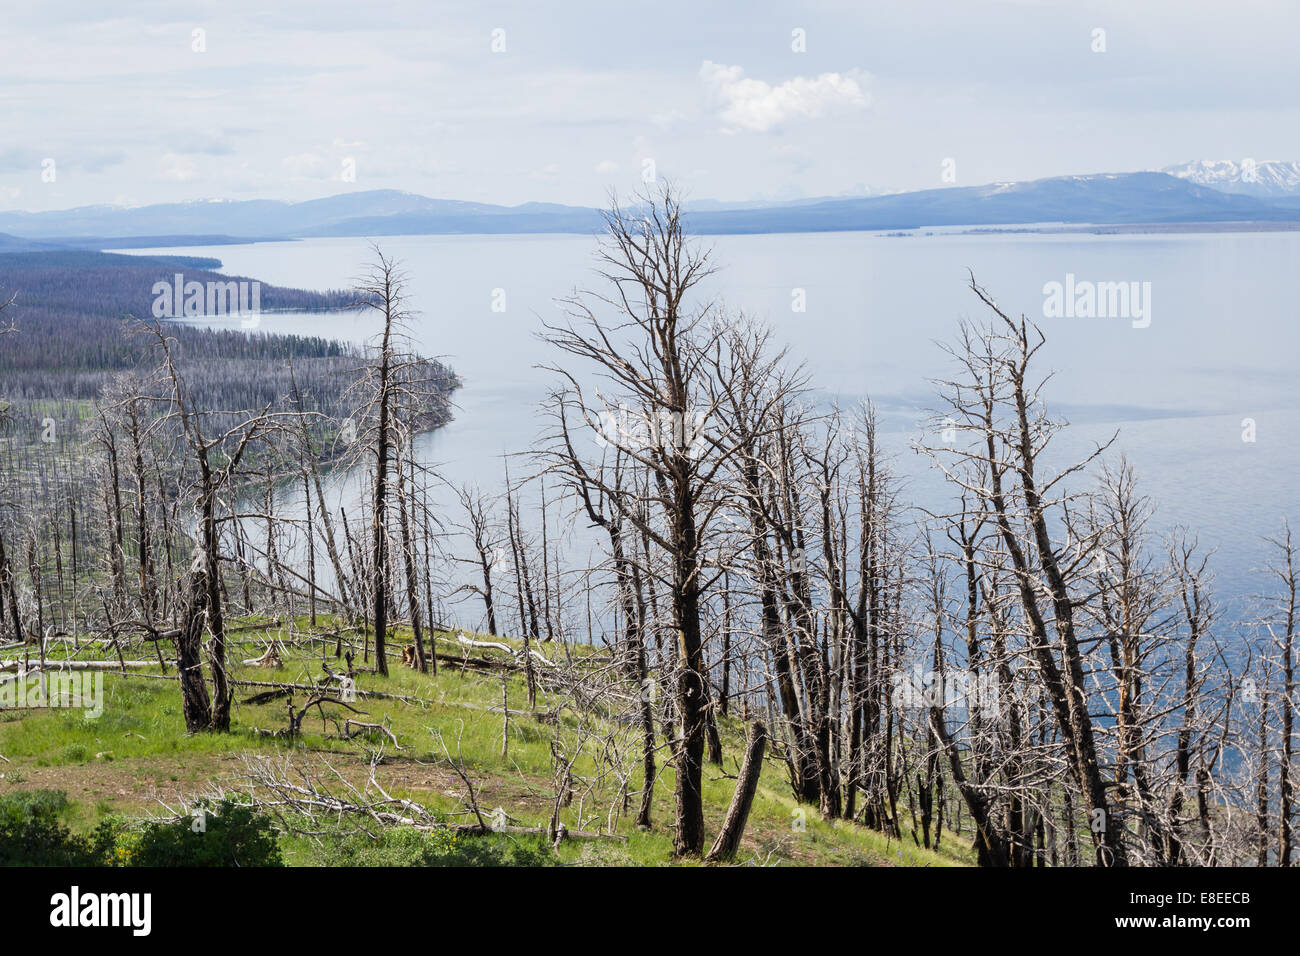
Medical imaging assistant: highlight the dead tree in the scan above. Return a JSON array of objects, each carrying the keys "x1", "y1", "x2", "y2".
[
  {"x1": 144, "y1": 321, "x2": 270, "y2": 732},
  {"x1": 453, "y1": 484, "x2": 504, "y2": 635},
  {"x1": 344, "y1": 247, "x2": 449, "y2": 676},
  {"x1": 922, "y1": 275, "x2": 1127, "y2": 866},
  {"x1": 1264, "y1": 522, "x2": 1297, "y2": 866},
  {"x1": 705, "y1": 721, "x2": 768, "y2": 862},
  {"x1": 551, "y1": 432, "x2": 658, "y2": 829},
  {"x1": 542, "y1": 182, "x2": 730, "y2": 856},
  {"x1": 355, "y1": 250, "x2": 403, "y2": 677}
]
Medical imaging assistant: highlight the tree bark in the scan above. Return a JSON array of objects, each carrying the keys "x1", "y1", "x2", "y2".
[{"x1": 706, "y1": 721, "x2": 768, "y2": 862}]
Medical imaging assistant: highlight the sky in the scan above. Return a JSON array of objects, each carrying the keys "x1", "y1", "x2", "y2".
[{"x1": 3, "y1": 0, "x2": 1299, "y2": 211}]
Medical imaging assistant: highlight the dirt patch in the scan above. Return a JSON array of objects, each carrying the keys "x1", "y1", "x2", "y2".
[
  {"x1": 2, "y1": 747, "x2": 562, "y2": 825},
  {"x1": 1, "y1": 752, "x2": 245, "y2": 815}
]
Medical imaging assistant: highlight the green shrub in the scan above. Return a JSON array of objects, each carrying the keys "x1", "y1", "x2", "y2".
[
  {"x1": 58, "y1": 743, "x2": 89, "y2": 764},
  {"x1": 305, "y1": 824, "x2": 555, "y2": 867},
  {"x1": 124, "y1": 799, "x2": 284, "y2": 867},
  {"x1": 0, "y1": 789, "x2": 98, "y2": 866}
]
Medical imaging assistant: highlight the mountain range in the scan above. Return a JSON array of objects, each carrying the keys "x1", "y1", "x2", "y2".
[
  {"x1": 1161, "y1": 159, "x2": 1300, "y2": 198},
  {"x1": 2, "y1": 164, "x2": 1298, "y2": 248}
]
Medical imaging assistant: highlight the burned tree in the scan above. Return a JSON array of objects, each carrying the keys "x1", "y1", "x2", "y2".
[
  {"x1": 922, "y1": 275, "x2": 1126, "y2": 866},
  {"x1": 543, "y1": 182, "x2": 732, "y2": 856},
  {"x1": 144, "y1": 322, "x2": 271, "y2": 732}
]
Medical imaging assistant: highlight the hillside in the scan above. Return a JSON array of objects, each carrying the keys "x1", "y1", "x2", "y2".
[{"x1": 0, "y1": 620, "x2": 970, "y2": 867}]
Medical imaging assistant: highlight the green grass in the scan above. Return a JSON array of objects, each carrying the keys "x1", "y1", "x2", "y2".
[{"x1": 0, "y1": 621, "x2": 972, "y2": 867}]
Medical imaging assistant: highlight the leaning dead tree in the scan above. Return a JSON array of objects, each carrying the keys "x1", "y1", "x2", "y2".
[{"x1": 706, "y1": 720, "x2": 768, "y2": 862}]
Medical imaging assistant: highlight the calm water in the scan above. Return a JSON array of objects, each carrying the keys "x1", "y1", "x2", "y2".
[{"x1": 119, "y1": 230, "x2": 1300, "y2": 620}]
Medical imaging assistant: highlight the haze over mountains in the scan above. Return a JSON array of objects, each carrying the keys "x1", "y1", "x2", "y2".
[{"x1": 2, "y1": 164, "x2": 1298, "y2": 249}]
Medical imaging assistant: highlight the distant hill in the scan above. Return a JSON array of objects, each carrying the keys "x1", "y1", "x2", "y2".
[
  {"x1": 0, "y1": 191, "x2": 555, "y2": 240},
  {"x1": 0, "y1": 232, "x2": 67, "y2": 252},
  {"x1": 2, "y1": 172, "x2": 1298, "y2": 243},
  {"x1": 682, "y1": 172, "x2": 1296, "y2": 233}
]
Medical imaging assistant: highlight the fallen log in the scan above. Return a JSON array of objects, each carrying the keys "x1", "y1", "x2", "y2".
[
  {"x1": 242, "y1": 645, "x2": 283, "y2": 667},
  {"x1": 434, "y1": 651, "x2": 519, "y2": 674},
  {"x1": 456, "y1": 635, "x2": 557, "y2": 668},
  {"x1": 118, "y1": 671, "x2": 444, "y2": 708},
  {"x1": 0, "y1": 659, "x2": 163, "y2": 672},
  {"x1": 242, "y1": 688, "x2": 293, "y2": 705}
]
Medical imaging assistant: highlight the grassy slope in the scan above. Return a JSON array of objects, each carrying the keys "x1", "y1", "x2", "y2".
[{"x1": 0, "y1": 621, "x2": 971, "y2": 867}]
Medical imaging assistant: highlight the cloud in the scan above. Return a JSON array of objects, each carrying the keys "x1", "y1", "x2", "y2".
[
  {"x1": 0, "y1": 147, "x2": 47, "y2": 173},
  {"x1": 650, "y1": 109, "x2": 687, "y2": 131},
  {"x1": 699, "y1": 61, "x2": 870, "y2": 133},
  {"x1": 75, "y1": 150, "x2": 127, "y2": 173},
  {"x1": 595, "y1": 159, "x2": 618, "y2": 174},
  {"x1": 177, "y1": 137, "x2": 236, "y2": 157},
  {"x1": 280, "y1": 152, "x2": 327, "y2": 178},
  {"x1": 159, "y1": 152, "x2": 198, "y2": 182}
]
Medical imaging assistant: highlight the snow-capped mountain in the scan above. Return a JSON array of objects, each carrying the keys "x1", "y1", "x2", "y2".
[{"x1": 1162, "y1": 159, "x2": 1300, "y2": 197}]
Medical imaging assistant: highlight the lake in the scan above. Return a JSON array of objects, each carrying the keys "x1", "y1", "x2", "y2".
[{"x1": 118, "y1": 229, "x2": 1300, "y2": 622}]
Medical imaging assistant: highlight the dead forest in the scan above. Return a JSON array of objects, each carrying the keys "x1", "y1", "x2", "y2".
[{"x1": 0, "y1": 185, "x2": 1297, "y2": 867}]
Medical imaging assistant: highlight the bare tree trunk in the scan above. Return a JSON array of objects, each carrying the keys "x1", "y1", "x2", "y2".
[
  {"x1": 396, "y1": 435, "x2": 426, "y2": 672},
  {"x1": 1272, "y1": 524, "x2": 1296, "y2": 866},
  {"x1": 0, "y1": 529, "x2": 23, "y2": 643},
  {"x1": 705, "y1": 721, "x2": 768, "y2": 862},
  {"x1": 176, "y1": 546, "x2": 214, "y2": 732}
]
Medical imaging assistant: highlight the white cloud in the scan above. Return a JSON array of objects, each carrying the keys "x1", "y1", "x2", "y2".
[
  {"x1": 699, "y1": 61, "x2": 870, "y2": 133},
  {"x1": 595, "y1": 159, "x2": 618, "y2": 174}
]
